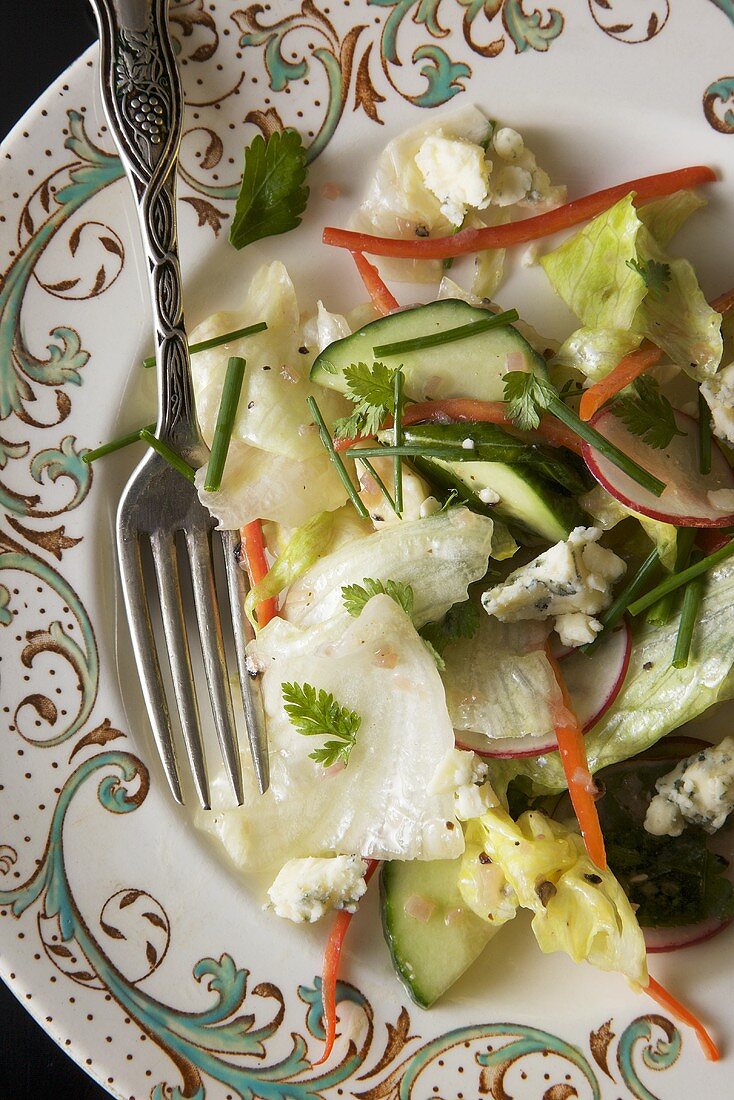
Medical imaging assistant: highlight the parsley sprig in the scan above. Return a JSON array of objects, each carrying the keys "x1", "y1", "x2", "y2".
[
  {"x1": 626, "y1": 258, "x2": 671, "y2": 294},
  {"x1": 229, "y1": 129, "x2": 309, "y2": 250},
  {"x1": 334, "y1": 362, "x2": 398, "y2": 440},
  {"x1": 503, "y1": 371, "x2": 666, "y2": 497},
  {"x1": 612, "y1": 377, "x2": 685, "y2": 451},
  {"x1": 341, "y1": 578, "x2": 414, "y2": 618},
  {"x1": 281, "y1": 682, "x2": 361, "y2": 767},
  {"x1": 420, "y1": 599, "x2": 480, "y2": 655}
]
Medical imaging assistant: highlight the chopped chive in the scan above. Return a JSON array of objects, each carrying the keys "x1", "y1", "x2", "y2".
[
  {"x1": 698, "y1": 389, "x2": 712, "y2": 476},
  {"x1": 204, "y1": 356, "x2": 246, "y2": 493},
  {"x1": 83, "y1": 423, "x2": 155, "y2": 463},
  {"x1": 546, "y1": 394, "x2": 666, "y2": 498},
  {"x1": 393, "y1": 369, "x2": 405, "y2": 515},
  {"x1": 628, "y1": 538, "x2": 734, "y2": 617},
  {"x1": 142, "y1": 321, "x2": 267, "y2": 369},
  {"x1": 357, "y1": 456, "x2": 399, "y2": 516},
  {"x1": 307, "y1": 396, "x2": 369, "y2": 520},
  {"x1": 139, "y1": 429, "x2": 196, "y2": 483},
  {"x1": 672, "y1": 562, "x2": 705, "y2": 669},
  {"x1": 373, "y1": 308, "x2": 519, "y2": 358},
  {"x1": 583, "y1": 548, "x2": 661, "y2": 654},
  {"x1": 645, "y1": 527, "x2": 697, "y2": 626},
  {"x1": 346, "y1": 444, "x2": 475, "y2": 461}
]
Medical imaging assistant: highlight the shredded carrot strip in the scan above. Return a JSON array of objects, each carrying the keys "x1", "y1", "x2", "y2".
[
  {"x1": 351, "y1": 251, "x2": 399, "y2": 316},
  {"x1": 579, "y1": 343, "x2": 662, "y2": 422},
  {"x1": 333, "y1": 434, "x2": 374, "y2": 454},
  {"x1": 312, "y1": 859, "x2": 379, "y2": 1066},
  {"x1": 402, "y1": 399, "x2": 585, "y2": 456},
  {"x1": 711, "y1": 286, "x2": 734, "y2": 315},
  {"x1": 545, "y1": 646, "x2": 607, "y2": 870},
  {"x1": 323, "y1": 167, "x2": 717, "y2": 260},
  {"x1": 239, "y1": 520, "x2": 277, "y2": 628},
  {"x1": 646, "y1": 974, "x2": 720, "y2": 1061}
]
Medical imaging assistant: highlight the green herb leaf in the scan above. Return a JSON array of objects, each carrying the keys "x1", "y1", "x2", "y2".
[
  {"x1": 625, "y1": 257, "x2": 672, "y2": 294},
  {"x1": 612, "y1": 377, "x2": 685, "y2": 450},
  {"x1": 421, "y1": 637, "x2": 446, "y2": 671},
  {"x1": 420, "y1": 599, "x2": 480, "y2": 655},
  {"x1": 341, "y1": 578, "x2": 414, "y2": 618},
  {"x1": 281, "y1": 681, "x2": 361, "y2": 768},
  {"x1": 502, "y1": 370, "x2": 554, "y2": 431},
  {"x1": 229, "y1": 130, "x2": 309, "y2": 250},
  {"x1": 334, "y1": 361, "x2": 398, "y2": 439}
]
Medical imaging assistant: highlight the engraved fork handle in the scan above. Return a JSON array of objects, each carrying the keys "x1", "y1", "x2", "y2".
[{"x1": 89, "y1": 0, "x2": 202, "y2": 457}]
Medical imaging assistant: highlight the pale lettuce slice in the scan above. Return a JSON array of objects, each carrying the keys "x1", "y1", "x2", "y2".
[
  {"x1": 190, "y1": 261, "x2": 349, "y2": 461},
  {"x1": 195, "y1": 439, "x2": 347, "y2": 528},
  {"x1": 495, "y1": 559, "x2": 734, "y2": 794},
  {"x1": 282, "y1": 507, "x2": 494, "y2": 629},
  {"x1": 471, "y1": 808, "x2": 647, "y2": 985},
  {"x1": 245, "y1": 510, "x2": 339, "y2": 625},
  {"x1": 553, "y1": 327, "x2": 642, "y2": 384},
  {"x1": 637, "y1": 189, "x2": 707, "y2": 245},
  {"x1": 443, "y1": 615, "x2": 558, "y2": 743},
  {"x1": 579, "y1": 483, "x2": 677, "y2": 571},
  {"x1": 198, "y1": 596, "x2": 464, "y2": 870}
]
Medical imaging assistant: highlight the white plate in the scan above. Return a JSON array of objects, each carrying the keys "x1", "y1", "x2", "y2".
[{"x1": 2, "y1": 3, "x2": 734, "y2": 1098}]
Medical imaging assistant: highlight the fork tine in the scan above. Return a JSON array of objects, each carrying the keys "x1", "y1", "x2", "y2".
[
  {"x1": 186, "y1": 528, "x2": 244, "y2": 805},
  {"x1": 150, "y1": 532, "x2": 210, "y2": 810},
  {"x1": 117, "y1": 524, "x2": 184, "y2": 804},
  {"x1": 221, "y1": 529, "x2": 270, "y2": 795}
]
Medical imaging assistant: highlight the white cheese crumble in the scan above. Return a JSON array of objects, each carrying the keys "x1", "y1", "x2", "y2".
[
  {"x1": 492, "y1": 126, "x2": 524, "y2": 162},
  {"x1": 492, "y1": 165, "x2": 533, "y2": 208},
  {"x1": 415, "y1": 134, "x2": 491, "y2": 227},
  {"x1": 478, "y1": 487, "x2": 501, "y2": 505},
  {"x1": 644, "y1": 737, "x2": 734, "y2": 837},
  {"x1": 267, "y1": 855, "x2": 369, "y2": 923},
  {"x1": 481, "y1": 527, "x2": 626, "y2": 648},
  {"x1": 701, "y1": 361, "x2": 734, "y2": 446},
  {"x1": 429, "y1": 747, "x2": 498, "y2": 821},
  {"x1": 462, "y1": 437, "x2": 475, "y2": 450},
  {"x1": 521, "y1": 243, "x2": 539, "y2": 268}
]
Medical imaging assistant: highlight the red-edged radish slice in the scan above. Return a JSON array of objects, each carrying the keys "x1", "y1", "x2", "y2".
[
  {"x1": 645, "y1": 916, "x2": 733, "y2": 953},
  {"x1": 455, "y1": 621, "x2": 631, "y2": 758},
  {"x1": 582, "y1": 408, "x2": 734, "y2": 527},
  {"x1": 558, "y1": 620, "x2": 632, "y2": 733}
]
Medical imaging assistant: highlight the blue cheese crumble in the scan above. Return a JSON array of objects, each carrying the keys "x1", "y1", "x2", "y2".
[
  {"x1": 429, "y1": 747, "x2": 498, "y2": 820},
  {"x1": 644, "y1": 737, "x2": 734, "y2": 837},
  {"x1": 481, "y1": 527, "x2": 626, "y2": 648},
  {"x1": 415, "y1": 134, "x2": 492, "y2": 227},
  {"x1": 267, "y1": 855, "x2": 368, "y2": 923},
  {"x1": 701, "y1": 361, "x2": 734, "y2": 446}
]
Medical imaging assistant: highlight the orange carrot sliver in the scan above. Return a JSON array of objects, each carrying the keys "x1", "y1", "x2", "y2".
[
  {"x1": 579, "y1": 343, "x2": 662, "y2": 422},
  {"x1": 312, "y1": 859, "x2": 379, "y2": 1066},
  {"x1": 545, "y1": 647, "x2": 606, "y2": 870},
  {"x1": 239, "y1": 520, "x2": 277, "y2": 628},
  {"x1": 351, "y1": 251, "x2": 399, "y2": 316},
  {"x1": 646, "y1": 974, "x2": 720, "y2": 1061}
]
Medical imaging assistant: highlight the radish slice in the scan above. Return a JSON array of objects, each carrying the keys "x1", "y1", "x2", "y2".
[
  {"x1": 645, "y1": 916, "x2": 733, "y2": 953},
  {"x1": 456, "y1": 621, "x2": 631, "y2": 758},
  {"x1": 582, "y1": 408, "x2": 734, "y2": 527}
]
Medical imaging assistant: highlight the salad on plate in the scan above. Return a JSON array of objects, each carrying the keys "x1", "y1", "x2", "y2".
[{"x1": 92, "y1": 104, "x2": 734, "y2": 1067}]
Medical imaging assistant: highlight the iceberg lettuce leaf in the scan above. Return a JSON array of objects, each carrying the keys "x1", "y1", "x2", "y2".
[{"x1": 245, "y1": 510, "x2": 338, "y2": 625}]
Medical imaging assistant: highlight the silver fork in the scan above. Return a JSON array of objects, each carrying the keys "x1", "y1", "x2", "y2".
[{"x1": 89, "y1": 0, "x2": 269, "y2": 805}]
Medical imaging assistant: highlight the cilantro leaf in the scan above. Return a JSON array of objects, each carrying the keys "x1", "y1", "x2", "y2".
[
  {"x1": 420, "y1": 599, "x2": 480, "y2": 656},
  {"x1": 421, "y1": 636, "x2": 446, "y2": 671},
  {"x1": 229, "y1": 129, "x2": 309, "y2": 250},
  {"x1": 626, "y1": 258, "x2": 671, "y2": 294},
  {"x1": 334, "y1": 362, "x2": 398, "y2": 439},
  {"x1": 281, "y1": 681, "x2": 361, "y2": 768},
  {"x1": 502, "y1": 370, "x2": 554, "y2": 431},
  {"x1": 612, "y1": 376, "x2": 685, "y2": 450},
  {"x1": 341, "y1": 578, "x2": 414, "y2": 618}
]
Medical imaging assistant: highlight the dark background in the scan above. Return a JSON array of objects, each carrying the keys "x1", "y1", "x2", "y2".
[{"x1": 1, "y1": 9, "x2": 109, "y2": 1099}]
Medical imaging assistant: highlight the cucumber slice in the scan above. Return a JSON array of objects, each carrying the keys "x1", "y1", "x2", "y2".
[
  {"x1": 311, "y1": 299, "x2": 546, "y2": 403},
  {"x1": 381, "y1": 857, "x2": 498, "y2": 1008}
]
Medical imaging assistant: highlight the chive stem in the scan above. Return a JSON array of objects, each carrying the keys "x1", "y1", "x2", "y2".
[
  {"x1": 139, "y1": 429, "x2": 196, "y2": 483},
  {"x1": 83, "y1": 423, "x2": 155, "y2": 464},
  {"x1": 645, "y1": 527, "x2": 697, "y2": 626},
  {"x1": 393, "y1": 369, "x2": 405, "y2": 515},
  {"x1": 142, "y1": 321, "x2": 267, "y2": 369},
  {"x1": 672, "y1": 562, "x2": 705, "y2": 669},
  {"x1": 204, "y1": 356, "x2": 246, "y2": 493},
  {"x1": 628, "y1": 539, "x2": 734, "y2": 617},
  {"x1": 307, "y1": 396, "x2": 369, "y2": 520},
  {"x1": 372, "y1": 308, "x2": 519, "y2": 358},
  {"x1": 346, "y1": 444, "x2": 477, "y2": 461},
  {"x1": 357, "y1": 457, "x2": 400, "y2": 516},
  {"x1": 698, "y1": 389, "x2": 712, "y2": 476},
  {"x1": 583, "y1": 549, "x2": 661, "y2": 654},
  {"x1": 546, "y1": 394, "x2": 666, "y2": 498}
]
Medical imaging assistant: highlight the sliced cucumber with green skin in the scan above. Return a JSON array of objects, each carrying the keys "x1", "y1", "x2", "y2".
[
  {"x1": 311, "y1": 299, "x2": 546, "y2": 403},
  {"x1": 381, "y1": 857, "x2": 498, "y2": 1008}
]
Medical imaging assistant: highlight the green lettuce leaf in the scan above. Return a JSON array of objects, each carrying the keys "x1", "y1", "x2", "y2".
[
  {"x1": 637, "y1": 189, "x2": 707, "y2": 246},
  {"x1": 245, "y1": 510, "x2": 337, "y2": 626},
  {"x1": 492, "y1": 560, "x2": 734, "y2": 794},
  {"x1": 468, "y1": 807, "x2": 647, "y2": 984},
  {"x1": 553, "y1": 327, "x2": 642, "y2": 384}
]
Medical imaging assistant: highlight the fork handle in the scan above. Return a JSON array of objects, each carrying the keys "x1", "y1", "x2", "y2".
[{"x1": 89, "y1": 0, "x2": 202, "y2": 455}]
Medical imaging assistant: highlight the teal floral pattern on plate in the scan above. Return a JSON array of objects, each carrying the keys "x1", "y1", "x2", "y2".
[{"x1": 1, "y1": 2, "x2": 734, "y2": 1098}]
